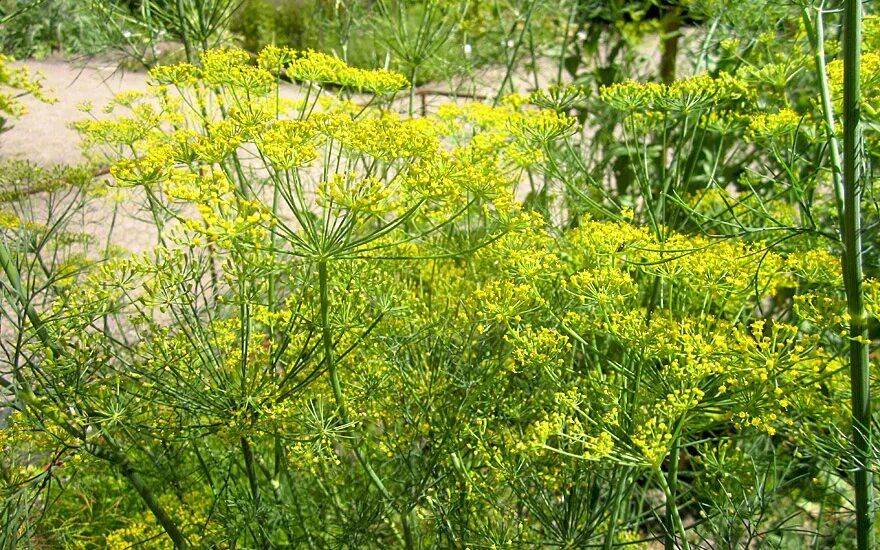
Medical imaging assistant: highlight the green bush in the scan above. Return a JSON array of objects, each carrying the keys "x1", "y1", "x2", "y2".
[{"x1": 0, "y1": 0, "x2": 110, "y2": 57}]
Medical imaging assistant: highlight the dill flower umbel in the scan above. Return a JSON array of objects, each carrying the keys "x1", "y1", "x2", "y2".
[{"x1": 0, "y1": 55, "x2": 55, "y2": 129}]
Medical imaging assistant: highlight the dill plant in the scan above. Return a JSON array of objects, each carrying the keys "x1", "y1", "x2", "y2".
[
  {"x1": 526, "y1": 3, "x2": 880, "y2": 547},
  {"x1": 3, "y1": 4, "x2": 880, "y2": 549},
  {"x1": 2, "y1": 47, "x2": 561, "y2": 547},
  {"x1": 0, "y1": 54, "x2": 54, "y2": 135}
]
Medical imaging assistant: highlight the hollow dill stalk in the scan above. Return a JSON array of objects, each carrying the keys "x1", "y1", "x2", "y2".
[
  {"x1": 656, "y1": 464, "x2": 690, "y2": 550},
  {"x1": 603, "y1": 468, "x2": 631, "y2": 550},
  {"x1": 318, "y1": 258, "x2": 414, "y2": 549},
  {"x1": 175, "y1": 0, "x2": 193, "y2": 64},
  {"x1": 841, "y1": 1, "x2": 874, "y2": 548},
  {"x1": 664, "y1": 437, "x2": 681, "y2": 550}
]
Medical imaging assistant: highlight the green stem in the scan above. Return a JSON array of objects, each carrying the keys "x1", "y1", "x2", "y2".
[
  {"x1": 240, "y1": 435, "x2": 263, "y2": 547},
  {"x1": 317, "y1": 258, "x2": 414, "y2": 548},
  {"x1": 113, "y1": 451, "x2": 190, "y2": 549},
  {"x1": 659, "y1": 8, "x2": 682, "y2": 84},
  {"x1": 556, "y1": 1, "x2": 578, "y2": 84},
  {"x1": 319, "y1": 259, "x2": 346, "y2": 419},
  {"x1": 241, "y1": 437, "x2": 260, "y2": 505},
  {"x1": 493, "y1": 0, "x2": 538, "y2": 106},
  {"x1": 664, "y1": 437, "x2": 680, "y2": 550},
  {"x1": 142, "y1": 0, "x2": 159, "y2": 64},
  {"x1": 603, "y1": 468, "x2": 630, "y2": 550},
  {"x1": 0, "y1": 241, "x2": 59, "y2": 359},
  {"x1": 656, "y1": 466, "x2": 689, "y2": 550},
  {"x1": 842, "y1": 2, "x2": 874, "y2": 549},
  {"x1": 802, "y1": 5, "x2": 845, "y2": 221},
  {"x1": 409, "y1": 67, "x2": 417, "y2": 117},
  {"x1": 176, "y1": 0, "x2": 194, "y2": 64}
]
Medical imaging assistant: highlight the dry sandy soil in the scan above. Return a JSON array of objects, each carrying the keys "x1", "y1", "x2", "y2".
[{"x1": 2, "y1": 60, "x2": 158, "y2": 250}]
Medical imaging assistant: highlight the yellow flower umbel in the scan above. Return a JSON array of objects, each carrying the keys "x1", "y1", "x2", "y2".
[{"x1": 0, "y1": 55, "x2": 55, "y2": 132}]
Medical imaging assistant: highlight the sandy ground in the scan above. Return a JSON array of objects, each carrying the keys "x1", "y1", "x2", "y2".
[{"x1": 0, "y1": 60, "x2": 156, "y2": 250}]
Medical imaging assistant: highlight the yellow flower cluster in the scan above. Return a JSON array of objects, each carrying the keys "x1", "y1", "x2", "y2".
[
  {"x1": 529, "y1": 84, "x2": 589, "y2": 112},
  {"x1": 458, "y1": 214, "x2": 854, "y2": 478},
  {"x1": 827, "y1": 52, "x2": 880, "y2": 118},
  {"x1": 472, "y1": 279, "x2": 544, "y2": 325},
  {"x1": 110, "y1": 143, "x2": 174, "y2": 187},
  {"x1": 866, "y1": 279, "x2": 880, "y2": 321},
  {"x1": 631, "y1": 417, "x2": 675, "y2": 466},
  {"x1": 746, "y1": 108, "x2": 811, "y2": 142},
  {"x1": 259, "y1": 119, "x2": 321, "y2": 169},
  {"x1": 73, "y1": 103, "x2": 164, "y2": 149},
  {"x1": 600, "y1": 72, "x2": 753, "y2": 116},
  {"x1": 504, "y1": 326, "x2": 571, "y2": 374},
  {"x1": 0, "y1": 55, "x2": 55, "y2": 125},
  {"x1": 565, "y1": 267, "x2": 639, "y2": 311},
  {"x1": 150, "y1": 46, "x2": 410, "y2": 99},
  {"x1": 317, "y1": 172, "x2": 397, "y2": 216},
  {"x1": 316, "y1": 112, "x2": 440, "y2": 160},
  {"x1": 258, "y1": 46, "x2": 410, "y2": 94},
  {"x1": 530, "y1": 408, "x2": 615, "y2": 461}
]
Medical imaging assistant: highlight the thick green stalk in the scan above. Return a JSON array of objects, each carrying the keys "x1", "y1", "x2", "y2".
[
  {"x1": 317, "y1": 259, "x2": 414, "y2": 548},
  {"x1": 319, "y1": 259, "x2": 347, "y2": 420},
  {"x1": 659, "y1": 7, "x2": 682, "y2": 84},
  {"x1": 664, "y1": 437, "x2": 680, "y2": 550},
  {"x1": 142, "y1": 0, "x2": 159, "y2": 64},
  {"x1": 603, "y1": 468, "x2": 631, "y2": 550},
  {"x1": 176, "y1": 0, "x2": 194, "y2": 63},
  {"x1": 108, "y1": 449, "x2": 190, "y2": 549},
  {"x1": 241, "y1": 437, "x2": 261, "y2": 506},
  {"x1": 842, "y1": 2, "x2": 874, "y2": 549},
  {"x1": 656, "y1": 466, "x2": 689, "y2": 550}
]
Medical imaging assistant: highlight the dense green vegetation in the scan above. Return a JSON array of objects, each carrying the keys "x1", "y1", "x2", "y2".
[{"x1": 1, "y1": 1, "x2": 879, "y2": 548}]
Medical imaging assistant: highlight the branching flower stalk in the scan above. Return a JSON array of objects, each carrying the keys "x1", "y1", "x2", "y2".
[
  {"x1": 656, "y1": 465, "x2": 690, "y2": 550},
  {"x1": 801, "y1": 4, "x2": 845, "y2": 220}
]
